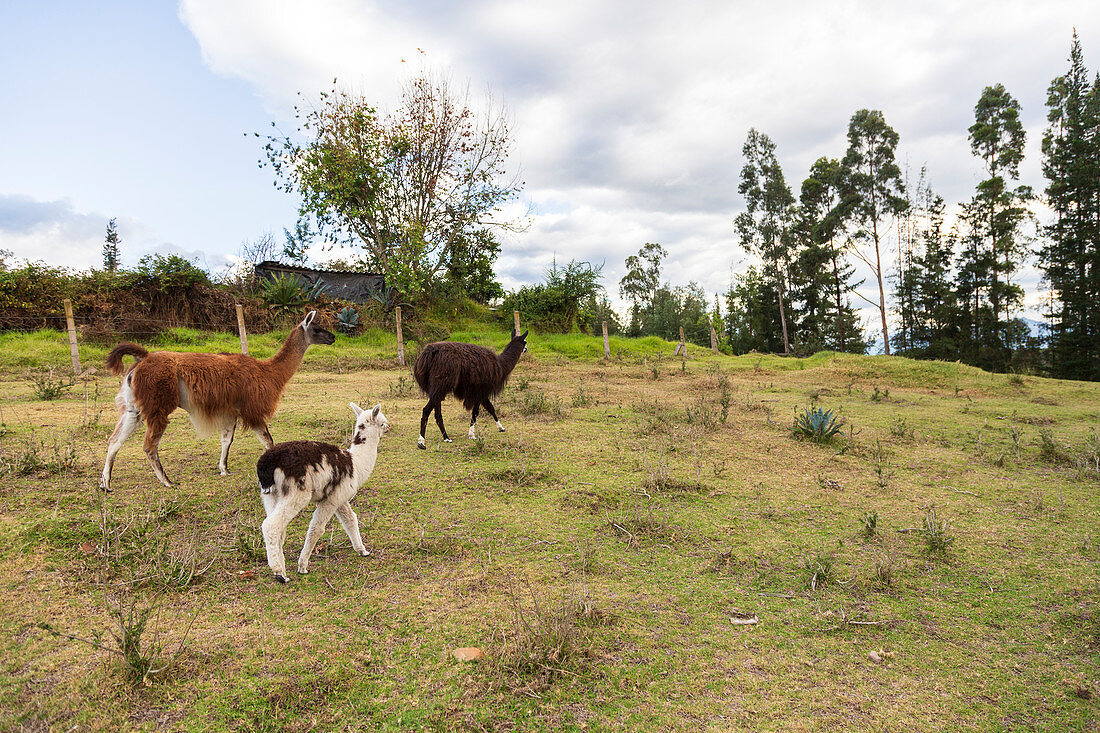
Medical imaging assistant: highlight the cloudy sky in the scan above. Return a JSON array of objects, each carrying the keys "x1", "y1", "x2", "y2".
[{"x1": 1, "y1": 1, "x2": 1097, "y2": 336}]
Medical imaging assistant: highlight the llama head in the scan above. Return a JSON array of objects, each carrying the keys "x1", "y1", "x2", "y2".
[
  {"x1": 301, "y1": 310, "x2": 336, "y2": 346},
  {"x1": 349, "y1": 402, "x2": 389, "y2": 443},
  {"x1": 510, "y1": 329, "x2": 529, "y2": 353}
]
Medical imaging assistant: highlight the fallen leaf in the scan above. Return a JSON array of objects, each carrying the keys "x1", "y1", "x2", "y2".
[
  {"x1": 79, "y1": 541, "x2": 96, "y2": 555},
  {"x1": 236, "y1": 570, "x2": 256, "y2": 580},
  {"x1": 868, "y1": 650, "x2": 884, "y2": 664},
  {"x1": 453, "y1": 647, "x2": 485, "y2": 662}
]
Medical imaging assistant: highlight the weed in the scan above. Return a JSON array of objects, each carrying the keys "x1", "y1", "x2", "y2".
[
  {"x1": 514, "y1": 378, "x2": 530, "y2": 391},
  {"x1": 501, "y1": 581, "x2": 594, "y2": 683},
  {"x1": 40, "y1": 591, "x2": 195, "y2": 685},
  {"x1": 1, "y1": 433, "x2": 77, "y2": 477},
  {"x1": 801, "y1": 546, "x2": 838, "y2": 590},
  {"x1": 27, "y1": 367, "x2": 75, "y2": 401},
  {"x1": 463, "y1": 437, "x2": 487, "y2": 456},
  {"x1": 718, "y1": 376, "x2": 732, "y2": 423},
  {"x1": 514, "y1": 389, "x2": 566, "y2": 419},
  {"x1": 640, "y1": 450, "x2": 706, "y2": 496},
  {"x1": 872, "y1": 440, "x2": 893, "y2": 489},
  {"x1": 871, "y1": 385, "x2": 889, "y2": 402},
  {"x1": 1010, "y1": 425, "x2": 1024, "y2": 460},
  {"x1": 234, "y1": 513, "x2": 267, "y2": 562},
  {"x1": 1037, "y1": 429, "x2": 1068, "y2": 464},
  {"x1": 792, "y1": 406, "x2": 844, "y2": 442},
  {"x1": 81, "y1": 380, "x2": 104, "y2": 428},
  {"x1": 571, "y1": 381, "x2": 593, "y2": 408},
  {"x1": 606, "y1": 504, "x2": 678, "y2": 548},
  {"x1": 922, "y1": 506, "x2": 954, "y2": 557},
  {"x1": 685, "y1": 395, "x2": 720, "y2": 430},
  {"x1": 1074, "y1": 430, "x2": 1100, "y2": 479},
  {"x1": 860, "y1": 511, "x2": 879, "y2": 539},
  {"x1": 1007, "y1": 370, "x2": 1025, "y2": 387},
  {"x1": 889, "y1": 416, "x2": 914, "y2": 440},
  {"x1": 386, "y1": 375, "x2": 415, "y2": 398},
  {"x1": 873, "y1": 550, "x2": 895, "y2": 587}
]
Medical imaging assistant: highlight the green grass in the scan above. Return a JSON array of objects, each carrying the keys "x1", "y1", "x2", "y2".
[{"x1": 1, "y1": 325, "x2": 1098, "y2": 730}]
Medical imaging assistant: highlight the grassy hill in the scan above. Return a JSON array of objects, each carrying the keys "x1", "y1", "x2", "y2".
[{"x1": 1, "y1": 325, "x2": 1097, "y2": 730}]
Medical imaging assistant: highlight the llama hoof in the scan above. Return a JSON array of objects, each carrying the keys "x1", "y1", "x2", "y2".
[
  {"x1": 98, "y1": 480, "x2": 112, "y2": 493},
  {"x1": 297, "y1": 565, "x2": 310, "y2": 575},
  {"x1": 498, "y1": 426, "x2": 506, "y2": 433},
  {"x1": 219, "y1": 469, "x2": 230, "y2": 476},
  {"x1": 274, "y1": 574, "x2": 290, "y2": 584},
  {"x1": 443, "y1": 438, "x2": 453, "y2": 443},
  {"x1": 359, "y1": 549, "x2": 372, "y2": 557},
  {"x1": 417, "y1": 442, "x2": 426, "y2": 450}
]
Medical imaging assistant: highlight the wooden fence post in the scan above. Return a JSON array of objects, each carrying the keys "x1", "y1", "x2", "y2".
[
  {"x1": 513, "y1": 310, "x2": 521, "y2": 336},
  {"x1": 63, "y1": 298, "x2": 81, "y2": 375},
  {"x1": 709, "y1": 320, "x2": 719, "y2": 354},
  {"x1": 395, "y1": 306, "x2": 405, "y2": 367},
  {"x1": 679, "y1": 326, "x2": 687, "y2": 357},
  {"x1": 602, "y1": 321, "x2": 611, "y2": 359},
  {"x1": 235, "y1": 304, "x2": 248, "y2": 355}
]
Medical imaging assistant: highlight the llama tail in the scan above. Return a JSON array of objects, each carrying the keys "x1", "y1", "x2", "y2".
[{"x1": 106, "y1": 342, "x2": 149, "y2": 376}]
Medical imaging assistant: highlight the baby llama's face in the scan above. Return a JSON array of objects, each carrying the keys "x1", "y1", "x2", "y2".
[{"x1": 352, "y1": 406, "x2": 389, "y2": 444}]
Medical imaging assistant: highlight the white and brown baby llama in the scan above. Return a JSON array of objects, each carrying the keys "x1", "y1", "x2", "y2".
[{"x1": 256, "y1": 402, "x2": 389, "y2": 583}]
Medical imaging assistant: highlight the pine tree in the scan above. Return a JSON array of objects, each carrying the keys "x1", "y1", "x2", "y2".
[
  {"x1": 735, "y1": 129, "x2": 796, "y2": 354},
  {"x1": 797, "y1": 157, "x2": 865, "y2": 353},
  {"x1": 102, "y1": 218, "x2": 121, "y2": 272},
  {"x1": 1041, "y1": 32, "x2": 1100, "y2": 381}
]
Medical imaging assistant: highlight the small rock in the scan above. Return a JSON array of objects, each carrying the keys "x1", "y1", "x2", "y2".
[
  {"x1": 79, "y1": 541, "x2": 96, "y2": 555},
  {"x1": 868, "y1": 650, "x2": 884, "y2": 664},
  {"x1": 453, "y1": 647, "x2": 485, "y2": 662}
]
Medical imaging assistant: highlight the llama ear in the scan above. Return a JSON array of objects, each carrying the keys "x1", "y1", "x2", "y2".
[
  {"x1": 301, "y1": 311, "x2": 316, "y2": 328},
  {"x1": 371, "y1": 404, "x2": 381, "y2": 419},
  {"x1": 521, "y1": 330, "x2": 528, "y2": 339},
  {"x1": 349, "y1": 402, "x2": 363, "y2": 416}
]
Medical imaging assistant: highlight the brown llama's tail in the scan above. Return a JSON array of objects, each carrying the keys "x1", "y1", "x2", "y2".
[{"x1": 106, "y1": 343, "x2": 149, "y2": 376}]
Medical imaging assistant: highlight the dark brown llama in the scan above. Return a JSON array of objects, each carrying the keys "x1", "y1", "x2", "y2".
[
  {"x1": 413, "y1": 330, "x2": 528, "y2": 448},
  {"x1": 100, "y1": 311, "x2": 335, "y2": 491}
]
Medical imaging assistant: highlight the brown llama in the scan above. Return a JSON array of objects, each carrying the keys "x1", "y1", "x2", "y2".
[
  {"x1": 412, "y1": 330, "x2": 527, "y2": 448},
  {"x1": 100, "y1": 311, "x2": 335, "y2": 491}
]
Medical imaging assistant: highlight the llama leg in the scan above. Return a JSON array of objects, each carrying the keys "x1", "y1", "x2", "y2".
[
  {"x1": 218, "y1": 418, "x2": 237, "y2": 476},
  {"x1": 468, "y1": 403, "x2": 480, "y2": 440},
  {"x1": 433, "y1": 401, "x2": 452, "y2": 443},
  {"x1": 334, "y1": 503, "x2": 369, "y2": 556},
  {"x1": 298, "y1": 503, "x2": 339, "y2": 575},
  {"x1": 262, "y1": 487, "x2": 309, "y2": 583},
  {"x1": 100, "y1": 408, "x2": 141, "y2": 491},
  {"x1": 142, "y1": 411, "x2": 173, "y2": 488},
  {"x1": 419, "y1": 402, "x2": 432, "y2": 449},
  {"x1": 483, "y1": 399, "x2": 505, "y2": 432}
]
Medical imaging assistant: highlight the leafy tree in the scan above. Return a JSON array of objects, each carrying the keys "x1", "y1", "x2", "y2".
[
  {"x1": 444, "y1": 229, "x2": 504, "y2": 304},
  {"x1": 102, "y1": 218, "x2": 121, "y2": 272},
  {"x1": 619, "y1": 242, "x2": 667, "y2": 335},
  {"x1": 840, "y1": 109, "x2": 907, "y2": 355},
  {"x1": 260, "y1": 74, "x2": 521, "y2": 299},
  {"x1": 957, "y1": 83, "x2": 1032, "y2": 369},
  {"x1": 1040, "y1": 32, "x2": 1100, "y2": 381},
  {"x1": 735, "y1": 129, "x2": 795, "y2": 354}
]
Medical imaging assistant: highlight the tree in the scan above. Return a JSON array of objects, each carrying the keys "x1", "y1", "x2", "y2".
[
  {"x1": 841, "y1": 109, "x2": 908, "y2": 355},
  {"x1": 1040, "y1": 32, "x2": 1100, "y2": 381},
  {"x1": 735, "y1": 129, "x2": 796, "y2": 354},
  {"x1": 798, "y1": 157, "x2": 864, "y2": 353},
  {"x1": 102, "y1": 218, "x2": 121, "y2": 272},
  {"x1": 619, "y1": 242, "x2": 667, "y2": 335},
  {"x1": 261, "y1": 74, "x2": 522, "y2": 299},
  {"x1": 499, "y1": 260, "x2": 604, "y2": 333},
  {"x1": 443, "y1": 229, "x2": 504, "y2": 304},
  {"x1": 957, "y1": 83, "x2": 1032, "y2": 369},
  {"x1": 724, "y1": 266, "x2": 783, "y2": 354}
]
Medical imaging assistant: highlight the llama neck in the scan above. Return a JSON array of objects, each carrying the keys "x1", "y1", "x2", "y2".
[
  {"x1": 266, "y1": 326, "x2": 308, "y2": 387},
  {"x1": 497, "y1": 339, "x2": 525, "y2": 377},
  {"x1": 349, "y1": 434, "x2": 381, "y2": 483}
]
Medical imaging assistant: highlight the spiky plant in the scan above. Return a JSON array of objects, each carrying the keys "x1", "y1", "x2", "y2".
[{"x1": 793, "y1": 406, "x2": 844, "y2": 442}]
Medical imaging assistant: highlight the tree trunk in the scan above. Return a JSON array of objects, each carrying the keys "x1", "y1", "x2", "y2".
[
  {"x1": 831, "y1": 252, "x2": 844, "y2": 352},
  {"x1": 775, "y1": 261, "x2": 790, "y2": 355},
  {"x1": 872, "y1": 217, "x2": 891, "y2": 355}
]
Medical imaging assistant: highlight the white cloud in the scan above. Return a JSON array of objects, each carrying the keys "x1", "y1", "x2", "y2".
[{"x1": 179, "y1": 0, "x2": 1100, "y2": 337}]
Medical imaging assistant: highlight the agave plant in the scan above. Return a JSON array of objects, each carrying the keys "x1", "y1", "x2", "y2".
[
  {"x1": 261, "y1": 274, "x2": 331, "y2": 314},
  {"x1": 793, "y1": 405, "x2": 844, "y2": 442},
  {"x1": 335, "y1": 306, "x2": 360, "y2": 334}
]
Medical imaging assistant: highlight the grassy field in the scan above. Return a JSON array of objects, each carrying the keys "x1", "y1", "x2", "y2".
[{"x1": 1, "y1": 326, "x2": 1098, "y2": 731}]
